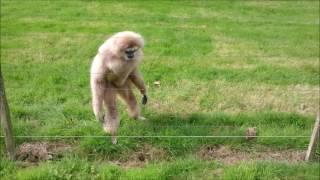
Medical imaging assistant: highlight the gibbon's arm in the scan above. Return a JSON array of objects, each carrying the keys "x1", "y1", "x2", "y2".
[
  {"x1": 130, "y1": 69, "x2": 147, "y2": 95},
  {"x1": 129, "y1": 69, "x2": 148, "y2": 105}
]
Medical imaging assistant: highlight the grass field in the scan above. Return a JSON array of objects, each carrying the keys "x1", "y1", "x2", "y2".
[{"x1": 0, "y1": 0, "x2": 319, "y2": 179}]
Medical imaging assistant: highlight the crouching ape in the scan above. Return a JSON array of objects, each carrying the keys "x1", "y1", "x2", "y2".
[{"x1": 90, "y1": 31, "x2": 148, "y2": 144}]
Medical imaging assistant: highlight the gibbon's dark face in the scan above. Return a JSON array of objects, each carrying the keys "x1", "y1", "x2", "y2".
[{"x1": 124, "y1": 46, "x2": 139, "y2": 61}]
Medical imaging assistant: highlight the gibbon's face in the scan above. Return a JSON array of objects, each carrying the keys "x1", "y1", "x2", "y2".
[{"x1": 122, "y1": 46, "x2": 139, "y2": 61}]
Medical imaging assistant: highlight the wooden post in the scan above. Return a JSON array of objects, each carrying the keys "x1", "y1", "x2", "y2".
[
  {"x1": 305, "y1": 112, "x2": 320, "y2": 161},
  {"x1": 0, "y1": 67, "x2": 15, "y2": 160}
]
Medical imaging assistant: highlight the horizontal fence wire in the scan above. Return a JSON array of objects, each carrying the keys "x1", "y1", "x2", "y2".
[{"x1": 0, "y1": 135, "x2": 311, "y2": 138}]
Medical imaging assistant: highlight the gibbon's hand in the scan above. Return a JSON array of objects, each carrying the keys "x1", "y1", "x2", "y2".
[{"x1": 142, "y1": 94, "x2": 148, "y2": 105}]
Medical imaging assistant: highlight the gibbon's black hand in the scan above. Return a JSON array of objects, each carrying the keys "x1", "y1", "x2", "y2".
[{"x1": 142, "y1": 95, "x2": 148, "y2": 105}]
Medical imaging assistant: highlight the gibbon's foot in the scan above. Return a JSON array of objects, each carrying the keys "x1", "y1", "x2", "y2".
[
  {"x1": 137, "y1": 116, "x2": 147, "y2": 121},
  {"x1": 102, "y1": 121, "x2": 118, "y2": 134},
  {"x1": 102, "y1": 125, "x2": 118, "y2": 144},
  {"x1": 111, "y1": 136, "x2": 117, "y2": 144}
]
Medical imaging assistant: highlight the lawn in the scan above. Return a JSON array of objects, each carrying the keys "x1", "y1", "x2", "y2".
[{"x1": 0, "y1": 0, "x2": 319, "y2": 179}]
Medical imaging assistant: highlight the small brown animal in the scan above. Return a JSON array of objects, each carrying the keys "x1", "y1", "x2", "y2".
[
  {"x1": 246, "y1": 127, "x2": 257, "y2": 140},
  {"x1": 90, "y1": 31, "x2": 147, "y2": 144}
]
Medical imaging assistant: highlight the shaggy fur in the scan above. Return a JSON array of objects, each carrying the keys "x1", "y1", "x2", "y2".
[{"x1": 90, "y1": 31, "x2": 147, "y2": 144}]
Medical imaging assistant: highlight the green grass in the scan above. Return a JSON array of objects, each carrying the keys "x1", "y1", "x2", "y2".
[
  {"x1": 1, "y1": 0, "x2": 319, "y2": 179},
  {"x1": 1, "y1": 157, "x2": 319, "y2": 180}
]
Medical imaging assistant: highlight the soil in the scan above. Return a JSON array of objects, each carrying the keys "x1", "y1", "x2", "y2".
[
  {"x1": 14, "y1": 142, "x2": 306, "y2": 168},
  {"x1": 112, "y1": 144, "x2": 168, "y2": 168},
  {"x1": 15, "y1": 142, "x2": 71, "y2": 163},
  {"x1": 197, "y1": 145, "x2": 305, "y2": 165}
]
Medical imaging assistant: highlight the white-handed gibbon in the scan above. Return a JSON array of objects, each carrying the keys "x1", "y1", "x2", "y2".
[{"x1": 90, "y1": 31, "x2": 147, "y2": 144}]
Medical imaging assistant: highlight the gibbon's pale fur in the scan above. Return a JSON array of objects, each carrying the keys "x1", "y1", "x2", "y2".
[{"x1": 90, "y1": 31, "x2": 147, "y2": 144}]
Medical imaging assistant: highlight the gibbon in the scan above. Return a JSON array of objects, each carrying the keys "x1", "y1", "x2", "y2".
[{"x1": 90, "y1": 31, "x2": 147, "y2": 144}]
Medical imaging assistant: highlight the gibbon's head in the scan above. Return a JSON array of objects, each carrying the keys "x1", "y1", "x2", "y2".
[{"x1": 99, "y1": 31, "x2": 144, "y2": 61}]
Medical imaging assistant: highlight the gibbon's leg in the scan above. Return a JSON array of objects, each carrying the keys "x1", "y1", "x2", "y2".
[
  {"x1": 91, "y1": 79, "x2": 105, "y2": 123},
  {"x1": 117, "y1": 81, "x2": 145, "y2": 120},
  {"x1": 103, "y1": 84, "x2": 119, "y2": 144}
]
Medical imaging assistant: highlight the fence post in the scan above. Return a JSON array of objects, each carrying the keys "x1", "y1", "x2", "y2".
[
  {"x1": 0, "y1": 67, "x2": 15, "y2": 160},
  {"x1": 305, "y1": 112, "x2": 320, "y2": 161}
]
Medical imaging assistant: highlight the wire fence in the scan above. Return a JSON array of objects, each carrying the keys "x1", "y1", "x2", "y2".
[
  {"x1": 0, "y1": 135, "x2": 311, "y2": 138},
  {"x1": 1, "y1": 0, "x2": 318, "y2": 142}
]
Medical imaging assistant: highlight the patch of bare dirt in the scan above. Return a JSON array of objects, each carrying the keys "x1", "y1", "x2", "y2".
[
  {"x1": 113, "y1": 144, "x2": 168, "y2": 168},
  {"x1": 197, "y1": 145, "x2": 305, "y2": 165},
  {"x1": 15, "y1": 142, "x2": 71, "y2": 163}
]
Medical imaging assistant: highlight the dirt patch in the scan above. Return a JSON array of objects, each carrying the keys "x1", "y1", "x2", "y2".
[
  {"x1": 197, "y1": 145, "x2": 305, "y2": 165},
  {"x1": 113, "y1": 144, "x2": 168, "y2": 168},
  {"x1": 15, "y1": 142, "x2": 71, "y2": 163}
]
